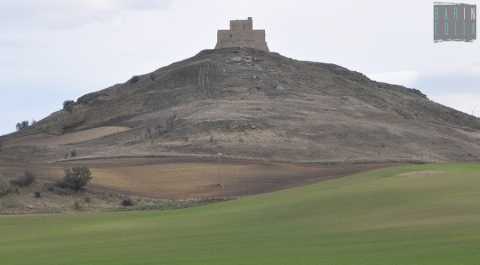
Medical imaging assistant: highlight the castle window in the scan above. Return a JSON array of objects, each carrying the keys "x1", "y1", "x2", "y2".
[
  {"x1": 445, "y1": 22, "x2": 449, "y2": 34},
  {"x1": 472, "y1": 8, "x2": 476, "y2": 20},
  {"x1": 435, "y1": 7, "x2": 439, "y2": 20}
]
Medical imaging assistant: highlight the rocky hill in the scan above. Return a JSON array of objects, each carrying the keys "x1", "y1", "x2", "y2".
[{"x1": 2, "y1": 48, "x2": 480, "y2": 163}]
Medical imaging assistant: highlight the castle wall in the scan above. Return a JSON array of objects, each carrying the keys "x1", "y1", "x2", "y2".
[
  {"x1": 230, "y1": 18, "x2": 253, "y2": 31},
  {"x1": 215, "y1": 18, "x2": 269, "y2": 52}
]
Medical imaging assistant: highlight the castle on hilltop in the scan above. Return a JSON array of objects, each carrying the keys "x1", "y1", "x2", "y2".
[{"x1": 215, "y1": 17, "x2": 269, "y2": 52}]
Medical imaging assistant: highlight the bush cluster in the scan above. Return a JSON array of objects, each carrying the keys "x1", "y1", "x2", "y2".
[
  {"x1": 16, "y1": 120, "x2": 35, "y2": 131},
  {"x1": 57, "y1": 167, "x2": 92, "y2": 191},
  {"x1": 0, "y1": 179, "x2": 11, "y2": 197},
  {"x1": 121, "y1": 198, "x2": 134, "y2": 207},
  {"x1": 10, "y1": 171, "x2": 35, "y2": 187},
  {"x1": 63, "y1": 100, "x2": 75, "y2": 113},
  {"x1": 64, "y1": 150, "x2": 78, "y2": 159}
]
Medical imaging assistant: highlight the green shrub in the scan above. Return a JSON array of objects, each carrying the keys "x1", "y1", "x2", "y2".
[
  {"x1": 58, "y1": 167, "x2": 92, "y2": 191},
  {"x1": 0, "y1": 179, "x2": 11, "y2": 197},
  {"x1": 63, "y1": 100, "x2": 75, "y2": 113},
  {"x1": 70, "y1": 150, "x2": 77, "y2": 158},
  {"x1": 128, "y1": 75, "x2": 140, "y2": 84},
  {"x1": 73, "y1": 201, "x2": 82, "y2": 211},
  {"x1": 121, "y1": 198, "x2": 134, "y2": 207},
  {"x1": 16, "y1": 121, "x2": 30, "y2": 131},
  {"x1": 10, "y1": 171, "x2": 35, "y2": 187}
]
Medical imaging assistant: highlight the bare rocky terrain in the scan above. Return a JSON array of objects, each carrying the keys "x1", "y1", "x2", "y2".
[
  {"x1": 2, "y1": 47, "x2": 479, "y2": 163},
  {"x1": 1, "y1": 47, "x2": 479, "y2": 213}
]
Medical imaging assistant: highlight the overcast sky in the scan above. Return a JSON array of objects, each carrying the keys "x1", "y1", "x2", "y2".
[{"x1": 1, "y1": 0, "x2": 479, "y2": 135}]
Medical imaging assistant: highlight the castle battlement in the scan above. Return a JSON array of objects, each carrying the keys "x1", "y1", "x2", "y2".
[{"x1": 215, "y1": 17, "x2": 269, "y2": 52}]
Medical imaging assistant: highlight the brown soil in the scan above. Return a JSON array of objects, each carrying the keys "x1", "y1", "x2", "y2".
[
  {"x1": 51, "y1": 157, "x2": 398, "y2": 199},
  {"x1": 0, "y1": 155, "x2": 399, "y2": 214},
  {"x1": 4, "y1": 126, "x2": 130, "y2": 147}
]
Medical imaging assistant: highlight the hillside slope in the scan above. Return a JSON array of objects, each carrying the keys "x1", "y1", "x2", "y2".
[
  {"x1": 1, "y1": 164, "x2": 480, "y2": 265},
  {"x1": 2, "y1": 48, "x2": 480, "y2": 163}
]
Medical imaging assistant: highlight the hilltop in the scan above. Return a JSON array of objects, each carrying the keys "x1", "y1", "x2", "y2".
[{"x1": 1, "y1": 48, "x2": 480, "y2": 164}]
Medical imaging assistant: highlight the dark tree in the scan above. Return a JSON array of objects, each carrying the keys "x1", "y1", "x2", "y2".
[
  {"x1": 63, "y1": 100, "x2": 75, "y2": 113},
  {"x1": 70, "y1": 150, "x2": 77, "y2": 158},
  {"x1": 165, "y1": 113, "x2": 177, "y2": 132},
  {"x1": 128, "y1": 75, "x2": 140, "y2": 84},
  {"x1": 16, "y1": 121, "x2": 30, "y2": 131},
  {"x1": 10, "y1": 171, "x2": 36, "y2": 187},
  {"x1": 0, "y1": 179, "x2": 11, "y2": 197},
  {"x1": 58, "y1": 167, "x2": 92, "y2": 191},
  {"x1": 121, "y1": 198, "x2": 134, "y2": 207}
]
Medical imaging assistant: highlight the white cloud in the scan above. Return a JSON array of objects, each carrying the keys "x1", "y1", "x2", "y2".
[
  {"x1": 0, "y1": 0, "x2": 173, "y2": 29},
  {"x1": 430, "y1": 93, "x2": 480, "y2": 117},
  {"x1": 367, "y1": 71, "x2": 420, "y2": 87},
  {"x1": 1, "y1": 0, "x2": 479, "y2": 135},
  {"x1": 367, "y1": 68, "x2": 480, "y2": 117},
  {"x1": 466, "y1": 62, "x2": 480, "y2": 75}
]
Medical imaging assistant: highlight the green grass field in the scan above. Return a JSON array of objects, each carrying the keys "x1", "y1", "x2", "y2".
[{"x1": 1, "y1": 164, "x2": 480, "y2": 265}]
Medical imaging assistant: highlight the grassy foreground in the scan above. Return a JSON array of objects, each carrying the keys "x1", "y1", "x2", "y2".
[{"x1": 1, "y1": 164, "x2": 480, "y2": 265}]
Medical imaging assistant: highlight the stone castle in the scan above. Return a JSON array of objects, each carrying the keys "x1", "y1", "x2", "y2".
[{"x1": 215, "y1": 17, "x2": 269, "y2": 52}]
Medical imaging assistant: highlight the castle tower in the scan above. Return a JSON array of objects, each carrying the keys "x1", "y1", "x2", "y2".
[{"x1": 215, "y1": 17, "x2": 270, "y2": 52}]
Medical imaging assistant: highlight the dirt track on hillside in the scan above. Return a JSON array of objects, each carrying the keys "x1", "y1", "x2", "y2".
[{"x1": 3, "y1": 127, "x2": 130, "y2": 147}]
